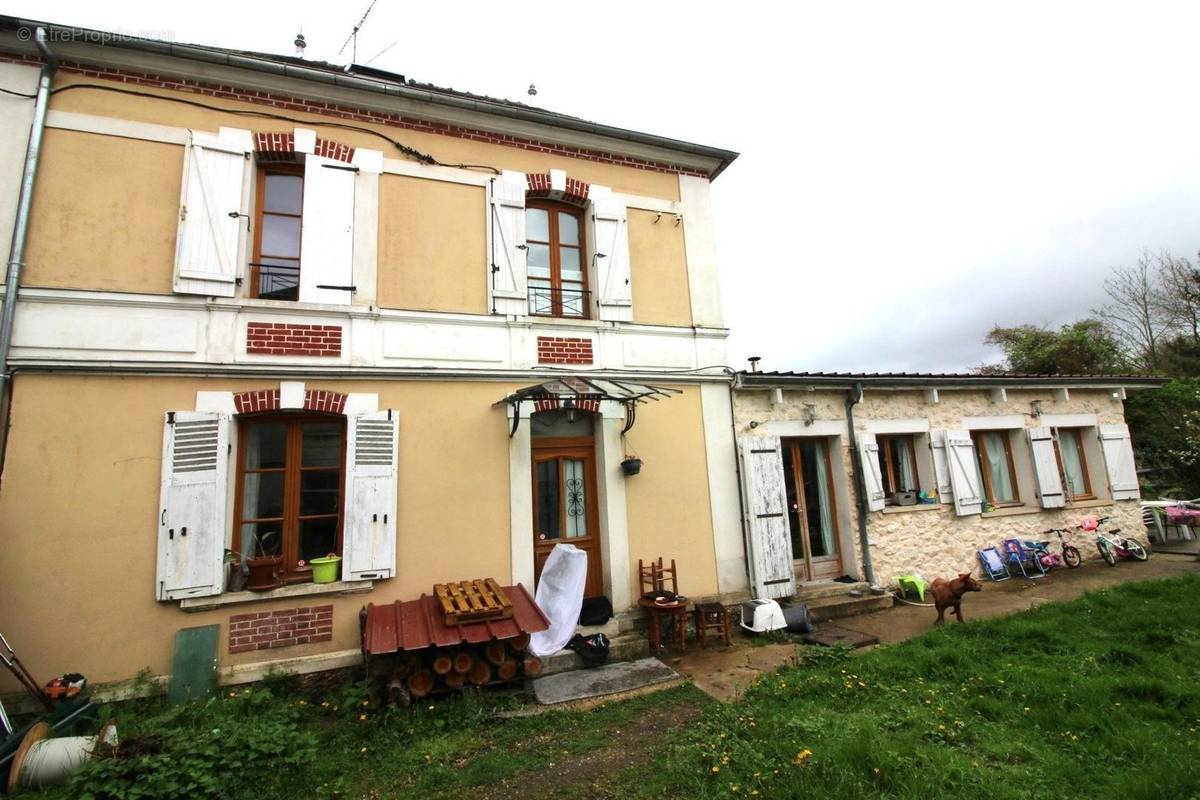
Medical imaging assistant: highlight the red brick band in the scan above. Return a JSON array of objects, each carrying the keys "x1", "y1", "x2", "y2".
[
  {"x1": 233, "y1": 387, "x2": 347, "y2": 415},
  {"x1": 526, "y1": 173, "x2": 590, "y2": 205},
  {"x1": 532, "y1": 395, "x2": 601, "y2": 413},
  {"x1": 537, "y1": 335, "x2": 594, "y2": 365},
  {"x1": 252, "y1": 131, "x2": 356, "y2": 164},
  {"x1": 228, "y1": 604, "x2": 334, "y2": 653},
  {"x1": 0, "y1": 54, "x2": 707, "y2": 178},
  {"x1": 247, "y1": 322, "x2": 342, "y2": 357}
]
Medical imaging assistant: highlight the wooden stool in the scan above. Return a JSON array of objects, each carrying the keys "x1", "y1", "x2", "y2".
[{"x1": 694, "y1": 602, "x2": 731, "y2": 648}]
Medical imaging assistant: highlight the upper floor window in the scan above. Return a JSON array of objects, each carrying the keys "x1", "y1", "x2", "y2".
[
  {"x1": 252, "y1": 165, "x2": 305, "y2": 301},
  {"x1": 526, "y1": 201, "x2": 588, "y2": 318},
  {"x1": 973, "y1": 430, "x2": 1021, "y2": 507}
]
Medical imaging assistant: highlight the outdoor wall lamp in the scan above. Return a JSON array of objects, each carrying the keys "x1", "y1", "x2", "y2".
[{"x1": 564, "y1": 397, "x2": 577, "y2": 424}]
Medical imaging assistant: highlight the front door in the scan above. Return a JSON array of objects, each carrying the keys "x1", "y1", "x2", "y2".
[
  {"x1": 532, "y1": 437, "x2": 603, "y2": 598},
  {"x1": 782, "y1": 438, "x2": 843, "y2": 582}
]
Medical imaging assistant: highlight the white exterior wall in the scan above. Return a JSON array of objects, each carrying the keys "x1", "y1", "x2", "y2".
[{"x1": 733, "y1": 386, "x2": 1146, "y2": 585}]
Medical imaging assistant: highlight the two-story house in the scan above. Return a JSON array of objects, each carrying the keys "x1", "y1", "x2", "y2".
[{"x1": 0, "y1": 17, "x2": 746, "y2": 691}]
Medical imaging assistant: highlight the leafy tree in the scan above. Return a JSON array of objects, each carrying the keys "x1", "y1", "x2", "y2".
[
  {"x1": 981, "y1": 320, "x2": 1128, "y2": 375},
  {"x1": 1125, "y1": 378, "x2": 1200, "y2": 497}
]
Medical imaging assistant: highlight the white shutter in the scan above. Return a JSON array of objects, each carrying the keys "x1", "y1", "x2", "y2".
[
  {"x1": 944, "y1": 430, "x2": 983, "y2": 516},
  {"x1": 1028, "y1": 427, "x2": 1066, "y2": 508},
  {"x1": 929, "y1": 431, "x2": 954, "y2": 503},
  {"x1": 859, "y1": 432, "x2": 886, "y2": 512},
  {"x1": 173, "y1": 132, "x2": 248, "y2": 297},
  {"x1": 299, "y1": 155, "x2": 356, "y2": 305},
  {"x1": 156, "y1": 411, "x2": 230, "y2": 600},
  {"x1": 737, "y1": 437, "x2": 796, "y2": 599},
  {"x1": 344, "y1": 410, "x2": 399, "y2": 580},
  {"x1": 1099, "y1": 423, "x2": 1140, "y2": 501},
  {"x1": 489, "y1": 171, "x2": 528, "y2": 316},
  {"x1": 588, "y1": 188, "x2": 633, "y2": 322}
]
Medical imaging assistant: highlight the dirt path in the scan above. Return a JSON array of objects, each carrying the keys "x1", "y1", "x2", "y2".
[{"x1": 472, "y1": 697, "x2": 703, "y2": 800}]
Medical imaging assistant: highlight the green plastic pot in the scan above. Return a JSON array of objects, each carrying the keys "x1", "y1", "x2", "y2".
[{"x1": 310, "y1": 555, "x2": 342, "y2": 584}]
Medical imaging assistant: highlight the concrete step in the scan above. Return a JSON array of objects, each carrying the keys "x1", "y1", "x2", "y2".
[
  {"x1": 792, "y1": 580, "x2": 870, "y2": 602},
  {"x1": 540, "y1": 631, "x2": 649, "y2": 676},
  {"x1": 801, "y1": 592, "x2": 893, "y2": 622}
]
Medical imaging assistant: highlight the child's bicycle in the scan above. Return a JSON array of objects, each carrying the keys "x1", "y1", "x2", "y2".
[
  {"x1": 1081, "y1": 515, "x2": 1148, "y2": 566},
  {"x1": 1032, "y1": 528, "x2": 1082, "y2": 569}
]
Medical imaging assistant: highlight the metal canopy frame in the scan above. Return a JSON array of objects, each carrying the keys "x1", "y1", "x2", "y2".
[{"x1": 495, "y1": 376, "x2": 680, "y2": 437}]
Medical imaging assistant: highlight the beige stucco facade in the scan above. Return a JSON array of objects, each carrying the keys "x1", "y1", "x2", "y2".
[
  {"x1": 0, "y1": 374, "x2": 721, "y2": 690},
  {"x1": 733, "y1": 383, "x2": 1149, "y2": 587}
]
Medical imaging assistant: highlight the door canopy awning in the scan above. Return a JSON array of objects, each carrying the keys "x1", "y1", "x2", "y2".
[{"x1": 495, "y1": 377, "x2": 680, "y2": 436}]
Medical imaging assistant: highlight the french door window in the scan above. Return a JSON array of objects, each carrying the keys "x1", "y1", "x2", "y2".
[
  {"x1": 234, "y1": 414, "x2": 345, "y2": 581},
  {"x1": 252, "y1": 165, "x2": 304, "y2": 301},
  {"x1": 526, "y1": 201, "x2": 588, "y2": 318}
]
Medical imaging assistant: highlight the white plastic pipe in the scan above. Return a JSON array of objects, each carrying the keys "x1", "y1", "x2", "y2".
[{"x1": 15, "y1": 724, "x2": 117, "y2": 791}]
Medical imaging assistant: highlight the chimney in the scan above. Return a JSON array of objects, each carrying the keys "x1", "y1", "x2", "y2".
[{"x1": 747, "y1": 356, "x2": 761, "y2": 373}]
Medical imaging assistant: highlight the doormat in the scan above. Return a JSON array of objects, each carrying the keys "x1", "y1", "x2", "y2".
[
  {"x1": 803, "y1": 626, "x2": 879, "y2": 649},
  {"x1": 532, "y1": 657, "x2": 679, "y2": 705}
]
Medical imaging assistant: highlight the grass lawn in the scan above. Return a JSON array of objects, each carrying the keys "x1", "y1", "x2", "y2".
[{"x1": 32, "y1": 574, "x2": 1200, "y2": 800}]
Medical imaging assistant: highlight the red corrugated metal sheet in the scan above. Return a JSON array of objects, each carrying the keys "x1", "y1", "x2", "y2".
[{"x1": 362, "y1": 583, "x2": 549, "y2": 655}]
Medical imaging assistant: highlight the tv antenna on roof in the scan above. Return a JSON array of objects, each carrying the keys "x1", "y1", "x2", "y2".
[{"x1": 338, "y1": 0, "x2": 378, "y2": 64}]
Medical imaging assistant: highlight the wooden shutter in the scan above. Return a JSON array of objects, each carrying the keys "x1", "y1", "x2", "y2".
[
  {"x1": 944, "y1": 430, "x2": 983, "y2": 516},
  {"x1": 299, "y1": 155, "x2": 356, "y2": 305},
  {"x1": 344, "y1": 410, "x2": 399, "y2": 580},
  {"x1": 859, "y1": 433, "x2": 886, "y2": 512},
  {"x1": 589, "y1": 193, "x2": 633, "y2": 322},
  {"x1": 1099, "y1": 423, "x2": 1140, "y2": 501},
  {"x1": 489, "y1": 171, "x2": 528, "y2": 315},
  {"x1": 173, "y1": 132, "x2": 248, "y2": 297},
  {"x1": 929, "y1": 430, "x2": 954, "y2": 503},
  {"x1": 737, "y1": 437, "x2": 796, "y2": 599},
  {"x1": 156, "y1": 411, "x2": 230, "y2": 600},
  {"x1": 1028, "y1": 427, "x2": 1066, "y2": 508}
]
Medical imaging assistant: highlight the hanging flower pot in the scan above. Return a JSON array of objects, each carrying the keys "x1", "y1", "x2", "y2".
[{"x1": 621, "y1": 457, "x2": 643, "y2": 476}]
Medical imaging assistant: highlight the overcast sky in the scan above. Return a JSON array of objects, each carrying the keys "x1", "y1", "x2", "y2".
[{"x1": 9, "y1": 1, "x2": 1200, "y2": 373}]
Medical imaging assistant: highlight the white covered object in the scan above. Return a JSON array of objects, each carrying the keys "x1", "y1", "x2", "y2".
[
  {"x1": 739, "y1": 598, "x2": 787, "y2": 634},
  {"x1": 529, "y1": 543, "x2": 588, "y2": 657}
]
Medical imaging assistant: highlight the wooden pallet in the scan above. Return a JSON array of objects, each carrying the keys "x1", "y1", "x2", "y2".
[{"x1": 433, "y1": 578, "x2": 513, "y2": 626}]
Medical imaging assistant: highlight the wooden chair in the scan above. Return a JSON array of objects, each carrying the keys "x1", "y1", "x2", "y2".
[
  {"x1": 637, "y1": 558, "x2": 688, "y2": 653},
  {"x1": 694, "y1": 602, "x2": 731, "y2": 648}
]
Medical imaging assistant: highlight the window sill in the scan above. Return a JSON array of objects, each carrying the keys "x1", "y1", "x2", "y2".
[
  {"x1": 1064, "y1": 498, "x2": 1114, "y2": 509},
  {"x1": 981, "y1": 505, "x2": 1042, "y2": 518},
  {"x1": 881, "y1": 503, "x2": 944, "y2": 515},
  {"x1": 179, "y1": 579, "x2": 374, "y2": 612}
]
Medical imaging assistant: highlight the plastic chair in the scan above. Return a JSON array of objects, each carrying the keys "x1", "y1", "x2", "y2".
[
  {"x1": 1002, "y1": 538, "x2": 1046, "y2": 579},
  {"x1": 896, "y1": 574, "x2": 928, "y2": 601},
  {"x1": 977, "y1": 547, "x2": 1010, "y2": 581}
]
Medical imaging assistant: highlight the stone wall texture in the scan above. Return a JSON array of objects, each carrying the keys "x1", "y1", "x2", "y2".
[{"x1": 732, "y1": 386, "x2": 1148, "y2": 586}]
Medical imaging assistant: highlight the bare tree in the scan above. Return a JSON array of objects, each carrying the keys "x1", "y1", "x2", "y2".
[
  {"x1": 1095, "y1": 249, "x2": 1172, "y2": 372},
  {"x1": 1155, "y1": 250, "x2": 1200, "y2": 342}
]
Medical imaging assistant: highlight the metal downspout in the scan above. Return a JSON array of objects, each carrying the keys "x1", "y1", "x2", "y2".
[
  {"x1": 0, "y1": 28, "x2": 57, "y2": 404},
  {"x1": 845, "y1": 382, "x2": 877, "y2": 585}
]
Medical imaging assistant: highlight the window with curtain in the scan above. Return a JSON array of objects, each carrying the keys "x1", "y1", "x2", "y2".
[
  {"x1": 1054, "y1": 427, "x2": 1094, "y2": 500},
  {"x1": 972, "y1": 430, "x2": 1020, "y2": 507},
  {"x1": 877, "y1": 434, "x2": 919, "y2": 501}
]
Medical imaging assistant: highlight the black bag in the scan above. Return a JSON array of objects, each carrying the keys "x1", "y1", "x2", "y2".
[
  {"x1": 579, "y1": 596, "x2": 613, "y2": 626},
  {"x1": 567, "y1": 632, "x2": 610, "y2": 667}
]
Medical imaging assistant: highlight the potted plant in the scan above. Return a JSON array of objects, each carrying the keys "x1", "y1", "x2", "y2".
[
  {"x1": 620, "y1": 456, "x2": 643, "y2": 476},
  {"x1": 244, "y1": 530, "x2": 283, "y2": 592}
]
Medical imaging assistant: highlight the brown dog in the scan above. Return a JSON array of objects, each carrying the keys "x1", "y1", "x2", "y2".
[{"x1": 929, "y1": 573, "x2": 982, "y2": 625}]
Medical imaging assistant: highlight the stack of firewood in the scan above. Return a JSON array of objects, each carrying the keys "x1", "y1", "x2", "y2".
[{"x1": 379, "y1": 633, "x2": 543, "y2": 705}]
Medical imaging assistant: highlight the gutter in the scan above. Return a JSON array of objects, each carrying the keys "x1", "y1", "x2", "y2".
[
  {"x1": 737, "y1": 374, "x2": 1165, "y2": 390},
  {"x1": 0, "y1": 17, "x2": 739, "y2": 180},
  {"x1": 0, "y1": 27, "x2": 56, "y2": 402},
  {"x1": 843, "y1": 382, "x2": 877, "y2": 585}
]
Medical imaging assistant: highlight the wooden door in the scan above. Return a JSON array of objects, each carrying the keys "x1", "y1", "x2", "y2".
[
  {"x1": 783, "y1": 438, "x2": 843, "y2": 582},
  {"x1": 531, "y1": 437, "x2": 603, "y2": 598}
]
